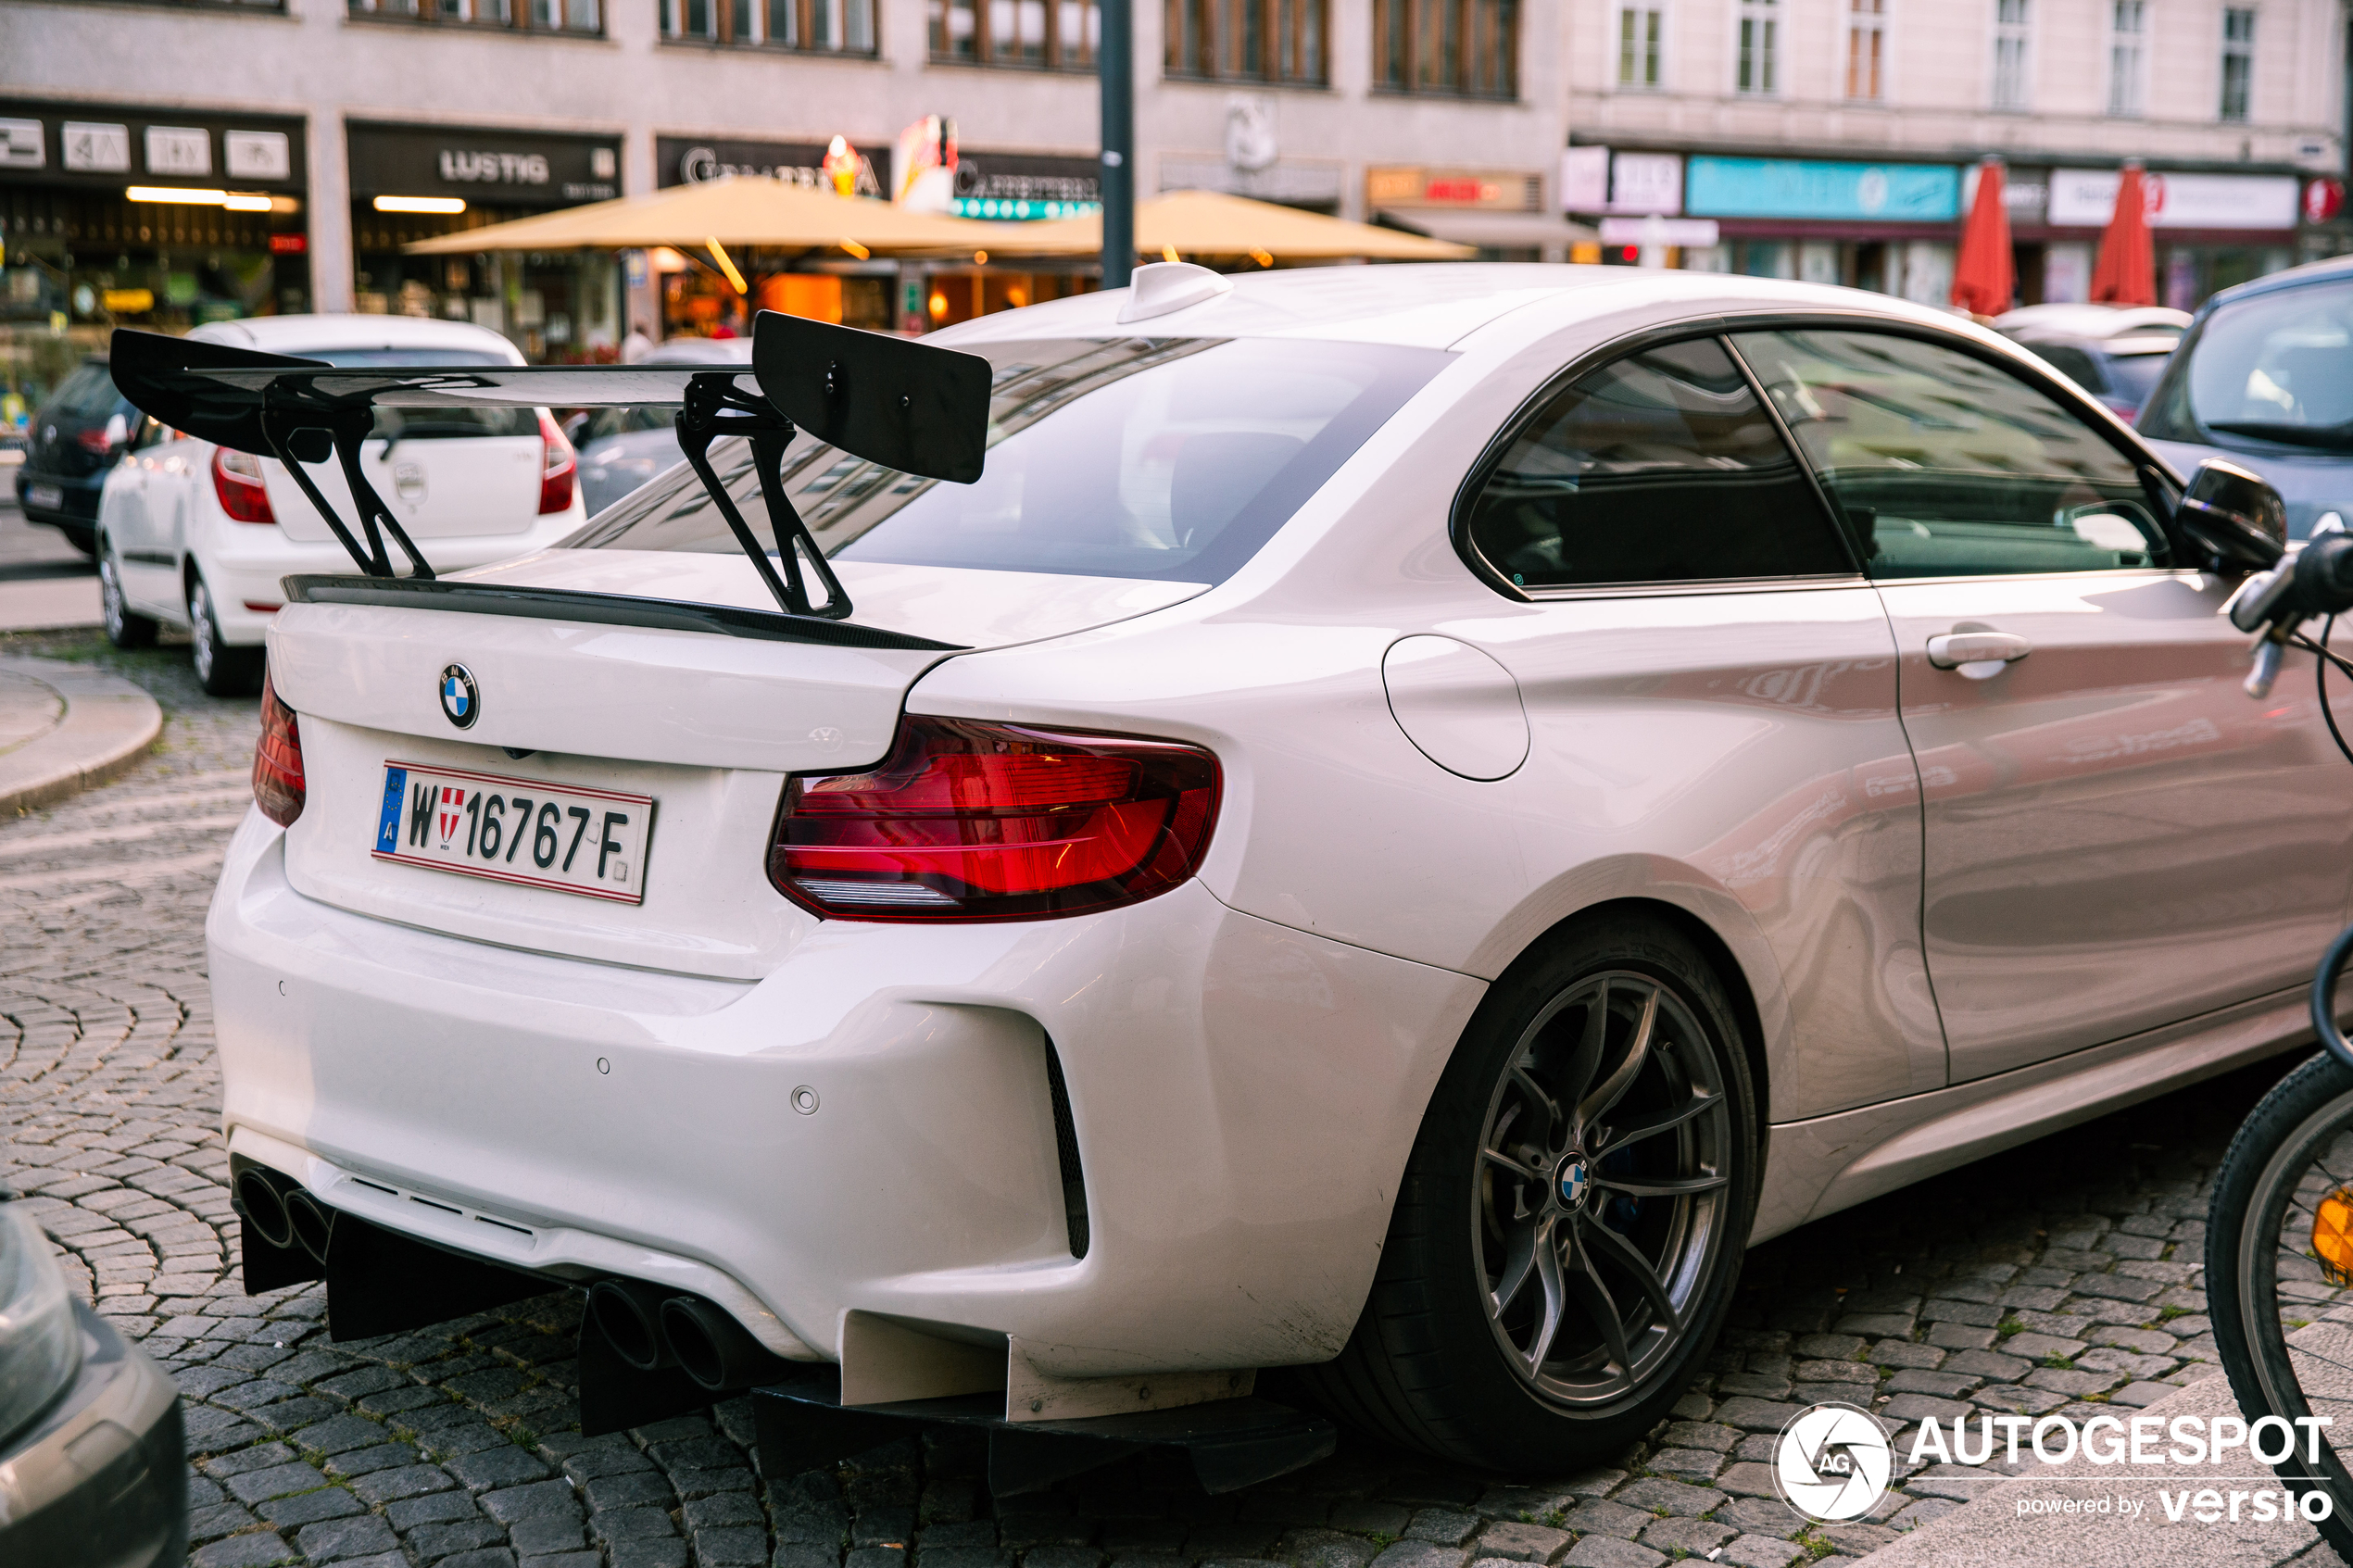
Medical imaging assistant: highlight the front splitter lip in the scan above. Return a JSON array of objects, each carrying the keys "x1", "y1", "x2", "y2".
[{"x1": 224, "y1": 1124, "x2": 824, "y2": 1361}]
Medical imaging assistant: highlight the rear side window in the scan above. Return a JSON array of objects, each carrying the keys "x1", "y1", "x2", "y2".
[
  {"x1": 2032, "y1": 345, "x2": 2105, "y2": 393},
  {"x1": 1732, "y1": 329, "x2": 2166, "y2": 578},
  {"x1": 306, "y1": 348, "x2": 536, "y2": 441},
  {"x1": 48, "y1": 364, "x2": 120, "y2": 421},
  {"x1": 573, "y1": 336, "x2": 1450, "y2": 585},
  {"x1": 1463, "y1": 336, "x2": 1854, "y2": 591}
]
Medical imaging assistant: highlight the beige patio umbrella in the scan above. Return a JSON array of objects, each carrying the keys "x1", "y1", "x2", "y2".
[
  {"x1": 402, "y1": 175, "x2": 1013, "y2": 258},
  {"x1": 998, "y1": 189, "x2": 1477, "y2": 263}
]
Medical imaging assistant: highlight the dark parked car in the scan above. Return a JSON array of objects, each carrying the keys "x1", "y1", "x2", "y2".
[
  {"x1": 2137, "y1": 255, "x2": 2353, "y2": 540},
  {"x1": 13, "y1": 356, "x2": 135, "y2": 556},
  {"x1": 0, "y1": 1200, "x2": 185, "y2": 1568},
  {"x1": 573, "y1": 337, "x2": 754, "y2": 516},
  {"x1": 1992, "y1": 303, "x2": 2190, "y2": 423}
]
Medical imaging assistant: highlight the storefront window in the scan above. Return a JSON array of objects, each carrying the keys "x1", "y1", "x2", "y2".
[
  {"x1": 1, "y1": 106, "x2": 308, "y2": 415},
  {"x1": 1372, "y1": 0, "x2": 1515, "y2": 96}
]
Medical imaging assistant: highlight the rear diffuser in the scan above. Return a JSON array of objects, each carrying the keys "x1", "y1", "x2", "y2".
[{"x1": 751, "y1": 1372, "x2": 1336, "y2": 1496}]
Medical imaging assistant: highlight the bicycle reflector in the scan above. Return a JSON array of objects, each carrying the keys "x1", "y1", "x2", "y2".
[
  {"x1": 770, "y1": 716, "x2": 1220, "y2": 922},
  {"x1": 2316, "y1": 1188, "x2": 2353, "y2": 1287}
]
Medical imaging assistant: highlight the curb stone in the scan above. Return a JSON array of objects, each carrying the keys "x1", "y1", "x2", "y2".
[{"x1": 0, "y1": 654, "x2": 164, "y2": 814}]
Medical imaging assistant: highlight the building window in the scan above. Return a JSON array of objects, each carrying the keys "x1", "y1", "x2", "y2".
[
  {"x1": 2108, "y1": 0, "x2": 2146, "y2": 116},
  {"x1": 2221, "y1": 7, "x2": 2255, "y2": 121},
  {"x1": 1844, "y1": 0, "x2": 1883, "y2": 99},
  {"x1": 1166, "y1": 0, "x2": 1325, "y2": 80},
  {"x1": 351, "y1": 0, "x2": 598, "y2": 29},
  {"x1": 1993, "y1": 0, "x2": 2029, "y2": 109},
  {"x1": 1736, "y1": 0, "x2": 1777, "y2": 93},
  {"x1": 1372, "y1": 0, "x2": 1516, "y2": 97},
  {"x1": 668, "y1": 0, "x2": 874, "y2": 48},
  {"x1": 934, "y1": 0, "x2": 1096, "y2": 65},
  {"x1": 1617, "y1": 2, "x2": 1662, "y2": 87}
]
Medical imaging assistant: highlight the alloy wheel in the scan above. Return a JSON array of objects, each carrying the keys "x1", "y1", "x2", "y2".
[
  {"x1": 1474, "y1": 970, "x2": 1734, "y2": 1409},
  {"x1": 101, "y1": 556, "x2": 125, "y2": 641},
  {"x1": 191, "y1": 581, "x2": 216, "y2": 684}
]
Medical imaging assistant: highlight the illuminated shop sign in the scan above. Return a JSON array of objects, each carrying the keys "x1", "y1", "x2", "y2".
[
  {"x1": 949, "y1": 151, "x2": 1101, "y2": 220},
  {"x1": 0, "y1": 100, "x2": 305, "y2": 192},
  {"x1": 658, "y1": 135, "x2": 887, "y2": 197},
  {"x1": 348, "y1": 123, "x2": 620, "y2": 208}
]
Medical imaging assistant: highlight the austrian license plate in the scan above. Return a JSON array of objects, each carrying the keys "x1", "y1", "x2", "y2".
[
  {"x1": 25, "y1": 483, "x2": 62, "y2": 509},
  {"x1": 371, "y1": 761, "x2": 654, "y2": 904}
]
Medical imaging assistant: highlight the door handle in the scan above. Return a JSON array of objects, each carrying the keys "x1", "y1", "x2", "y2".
[{"x1": 1926, "y1": 631, "x2": 2032, "y2": 671}]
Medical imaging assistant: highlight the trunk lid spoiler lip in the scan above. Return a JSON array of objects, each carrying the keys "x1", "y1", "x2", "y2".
[{"x1": 280, "y1": 573, "x2": 970, "y2": 653}]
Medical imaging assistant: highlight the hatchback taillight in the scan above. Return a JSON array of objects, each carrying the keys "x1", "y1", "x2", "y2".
[
  {"x1": 771, "y1": 717, "x2": 1221, "y2": 922},
  {"x1": 213, "y1": 448, "x2": 276, "y2": 524},
  {"x1": 253, "y1": 671, "x2": 305, "y2": 827},
  {"x1": 537, "y1": 412, "x2": 575, "y2": 514}
]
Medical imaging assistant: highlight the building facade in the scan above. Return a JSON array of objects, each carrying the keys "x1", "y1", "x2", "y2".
[
  {"x1": 1563, "y1": 0, "x2": 2350, "y2": 307},
  {"x1": 0, "y1": 0, "x2": 1567, "y2": 360}
]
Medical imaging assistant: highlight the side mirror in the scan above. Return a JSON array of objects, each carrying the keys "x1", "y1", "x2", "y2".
[{"x1": 2178, "y1": 458, "x2": 2287, "y2": 572}]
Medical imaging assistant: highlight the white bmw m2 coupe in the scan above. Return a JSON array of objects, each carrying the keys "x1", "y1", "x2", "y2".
[{"x1": 146, "y1": 264, "x2": 2347, "y2": 1474}]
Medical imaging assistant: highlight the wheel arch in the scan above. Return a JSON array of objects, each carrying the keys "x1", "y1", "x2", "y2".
[{"x1": 1491, "y1": 893, "x2": 1774, "y2": 1149}]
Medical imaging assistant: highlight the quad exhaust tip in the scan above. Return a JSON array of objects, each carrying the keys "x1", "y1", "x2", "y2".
[{"x1": 586, "y1": 1278, "x2": 791, "y2": 1395}]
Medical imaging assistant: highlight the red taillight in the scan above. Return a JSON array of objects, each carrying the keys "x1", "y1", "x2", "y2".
[
  {"x1": 253, "y1": 671, "x2": 305, "y2": 827},
  {"x1": 771, "y1": 717, "x2": 1221, "y2": 922},
  {"x1": 537, "y1": 411, "x2": 575, "y2": 514},
  {"x1": 212, "y1": 447, "x2": 276, "y2": 524},
  {"x1": 73, "y1": 427, "x2": 114, "y2": 453}
]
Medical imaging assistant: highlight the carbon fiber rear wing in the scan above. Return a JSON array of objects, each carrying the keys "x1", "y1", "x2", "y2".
[{"x1": 107, "y1": 311, "x2": 991, "y2": 635}]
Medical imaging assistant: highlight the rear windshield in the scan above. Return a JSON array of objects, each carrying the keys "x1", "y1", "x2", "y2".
[
  {"x1": 568, "y1": 336, "x2": 1451, "y2": 584},
  {"x1": 2104, "y1": 349, "x2": 2171, "y2": 407},
  {"x1": 308, "y1": 347, "x2": 536, "y2": 441},
  {"x1": 2139, "y1": 279, "x2": 2353, "y2": 450},
  {"x1": 46, "y1": 363, "x2": 121, "y2": 421}
]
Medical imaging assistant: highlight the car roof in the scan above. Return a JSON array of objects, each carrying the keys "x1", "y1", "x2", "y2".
[
  {"x1": 933, "y1": 263, "x2": 1968, "y2": 350},
  {"x1": 1993, "y1": 303, "x2": 2193, "y2": 340},
  {"x1": 2201, "y1": 250, "x2": 2353, "y2": 311},
  {"x1": 640, "y1": 337, "x2": 755, "y2": 365},
  {"x1": 188, "y1": 313, "x2": 527, "y2": 362}
]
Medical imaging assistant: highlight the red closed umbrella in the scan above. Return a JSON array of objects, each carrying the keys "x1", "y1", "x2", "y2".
[
  {"x1": 2091, "y1": 162, "x2": 2158, "y2": 306},
  {"x1": 1950, "y1": 157, "x2": 2014, "y2": 317}
]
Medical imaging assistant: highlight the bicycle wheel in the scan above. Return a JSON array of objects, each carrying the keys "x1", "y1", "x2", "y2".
[{"x1": 2208, "y1": 1047, "x2": 2353, "y2": 1555}]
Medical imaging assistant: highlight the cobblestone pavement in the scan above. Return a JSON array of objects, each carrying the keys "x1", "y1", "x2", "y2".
[{"x1": 0, "y1": 624, "x2": 2337, "y2": 1568}]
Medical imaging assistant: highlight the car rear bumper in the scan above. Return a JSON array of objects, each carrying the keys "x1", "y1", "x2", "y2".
[
  {"x1": 206, "y1": 810, "x2": 1487, "y2": 1378},
  {"x1": 0, "y1": 1299, "x2": 186, "y2": 1568},
  {"x1": 14, "y1": 467, "x2": 101, "y2": 530}
]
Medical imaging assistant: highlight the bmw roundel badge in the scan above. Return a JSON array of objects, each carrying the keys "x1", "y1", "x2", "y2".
[{"x1": 439, "y1": 663, "x2": 480, "y2": 729}]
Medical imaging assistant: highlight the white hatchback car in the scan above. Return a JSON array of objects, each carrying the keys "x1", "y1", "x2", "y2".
[
  {"x1": 159, "y1": 266, "x2": 2346, "y2": 1474},
  {"x1": 96, "y1": 315, "x2": 584, "y2": 695}
]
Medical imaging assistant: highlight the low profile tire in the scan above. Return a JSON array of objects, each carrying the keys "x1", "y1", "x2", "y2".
[
  {"x1": 189, "y1": 574, "x2": 263, "y2": 697},
  {"x1": 99, "y1": 546, "x2": 157, "y2": 649},
  {"x1": 1301, "y1": 912, "x2": 1759, "y2": 1471}
]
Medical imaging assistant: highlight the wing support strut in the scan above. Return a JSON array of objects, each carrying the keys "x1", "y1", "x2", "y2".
[
  {"x1": 257, "y1": 403, "x2": 437, "y2": 581},
  {"x1": 674, "y1": 371, "x2": 850, "y2": 621}
]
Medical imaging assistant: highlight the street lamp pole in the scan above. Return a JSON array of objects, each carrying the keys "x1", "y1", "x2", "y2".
[{"x1": 1099, "y1": 0, "x2": 1134, "y2": 289}]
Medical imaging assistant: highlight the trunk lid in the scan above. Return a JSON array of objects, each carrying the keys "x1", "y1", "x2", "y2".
[
  {"x1": 262, "y1": 434, "x2": 546, "y2": 544},
  {"x1": 265, "y1": 550, "x2": 1205, "y2": 977}
]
